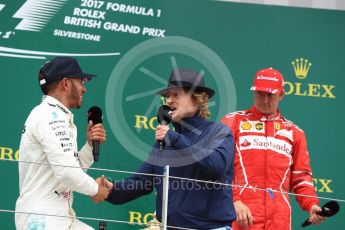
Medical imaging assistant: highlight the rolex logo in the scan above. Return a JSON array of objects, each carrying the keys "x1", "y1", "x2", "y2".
[
  {"x1": 286, "y1": 57, "x2": 336, "y2": 99},
  {"x1": 291, "y1": 58, "x2": 312, "y2": 79}
]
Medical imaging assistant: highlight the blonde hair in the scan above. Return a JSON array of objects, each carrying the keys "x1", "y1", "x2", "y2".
[{"x1": 191, "y1": 91, "x2": 210, "y2": 119}]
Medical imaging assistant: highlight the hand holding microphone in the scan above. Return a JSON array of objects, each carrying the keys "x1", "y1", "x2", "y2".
[
  {"x1": 302, "y1": 201, "x2": 340, "y2": 227},
  {"x1": 87, "y1": 106, "x2": 105, "y2": 161},
  {"x1": 156, "y1": 105, "x2": 172, "y2": 151}
]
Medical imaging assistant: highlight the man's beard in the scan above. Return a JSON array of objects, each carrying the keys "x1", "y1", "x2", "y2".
[{"x1": 70, "y1": 81, "x2": 82, "y2": 109}]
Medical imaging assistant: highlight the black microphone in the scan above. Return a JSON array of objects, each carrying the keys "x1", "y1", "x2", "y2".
[
  {"x1": 98, "y1": 221, "x2": 107, "y2": 230},
  {"x1": 301, "y1": 201, "x2": 340, "y2": 227},
  {"x1": 87, "y1": 106, "x2": 103, "y2": 161},
  {"x1": 157, "y1": 105, "x2": 172, "y2": 151}
]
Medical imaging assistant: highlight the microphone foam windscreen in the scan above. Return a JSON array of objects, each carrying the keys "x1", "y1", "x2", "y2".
[
  {"x1": 88, "y1": 106, "x2": 103, "y2": 124},
  {"x1": 157, "y1": 105, "x2": 172, "y2": 124},
  {"x1": 322, "y1": 201, "x2": 340, "y2": 217}
]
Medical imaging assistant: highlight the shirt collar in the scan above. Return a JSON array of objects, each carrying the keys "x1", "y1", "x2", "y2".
[{"x1": 172, "y1": 115, "x2": 207, "y2": 135}]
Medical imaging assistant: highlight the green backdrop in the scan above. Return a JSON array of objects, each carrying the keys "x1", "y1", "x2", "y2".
[{"x1": 0, "y1": 0, "x2": 344, "y2": 229}]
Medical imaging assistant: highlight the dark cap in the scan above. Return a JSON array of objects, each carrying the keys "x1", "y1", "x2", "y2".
[
  {"x1": 156, "y1": 68, "x2": 215, "y2": 98},
  {"x1": 39, "y1": 56, "x2": 96, "y2": 85}
]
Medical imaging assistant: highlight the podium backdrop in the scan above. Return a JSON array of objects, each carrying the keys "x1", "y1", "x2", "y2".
[{"x1": 0, "y1": 0, "x2": 344, "y2": 229}]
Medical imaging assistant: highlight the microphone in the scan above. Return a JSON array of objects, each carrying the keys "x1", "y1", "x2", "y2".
[
  {"x1": 87, "y1": 106, "x2": 103, "y2": 162},
  {"x1": 157, "y1": 105, "x2": 172, "y2": 151},
  {"x1": 98, "y1": 221, "x2": 107, "y2": 230},
  {"x1": 301, "y1": 201, "x2": 340, "y2": 227}
]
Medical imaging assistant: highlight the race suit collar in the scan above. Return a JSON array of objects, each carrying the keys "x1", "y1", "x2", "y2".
[
  {"x1": 42, "y1": 95, "x2": 72, "y2": 115},
  {"x1": 250, "y1": 105, "x2": 281, "y2": 121},
  {"x1": 42, "y1": 96, "x2": 74, "y2": 125}
]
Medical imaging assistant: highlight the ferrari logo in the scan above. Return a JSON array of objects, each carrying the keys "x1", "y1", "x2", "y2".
[{"x1": 275, "y1": 123, "x2": 281, "y2": 131}]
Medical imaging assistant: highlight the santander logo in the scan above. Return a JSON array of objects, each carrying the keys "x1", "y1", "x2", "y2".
[
  {"x1": 240, "y1": 139, "x2": 251, "y2": 147},
  {"x1": 253, "y1": 138, "x2": 291, "y2": 155},
  {"x1": 239, "y1": 136, "x2": 292, "y2": 157}
]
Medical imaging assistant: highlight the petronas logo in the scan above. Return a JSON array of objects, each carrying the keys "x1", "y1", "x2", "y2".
[{"x1": 291, "y1": 58, "x2": 312, "y2": 79}]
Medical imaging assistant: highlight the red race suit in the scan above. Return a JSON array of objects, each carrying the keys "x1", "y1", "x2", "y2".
[{"x1": 222, "y1": 106, "x2": 319, "y2": 230}]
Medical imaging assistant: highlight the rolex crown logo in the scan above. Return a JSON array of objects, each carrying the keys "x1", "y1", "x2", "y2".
[{"x1": 291, "y1": 58, "x2": 312, "y2": 79}]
